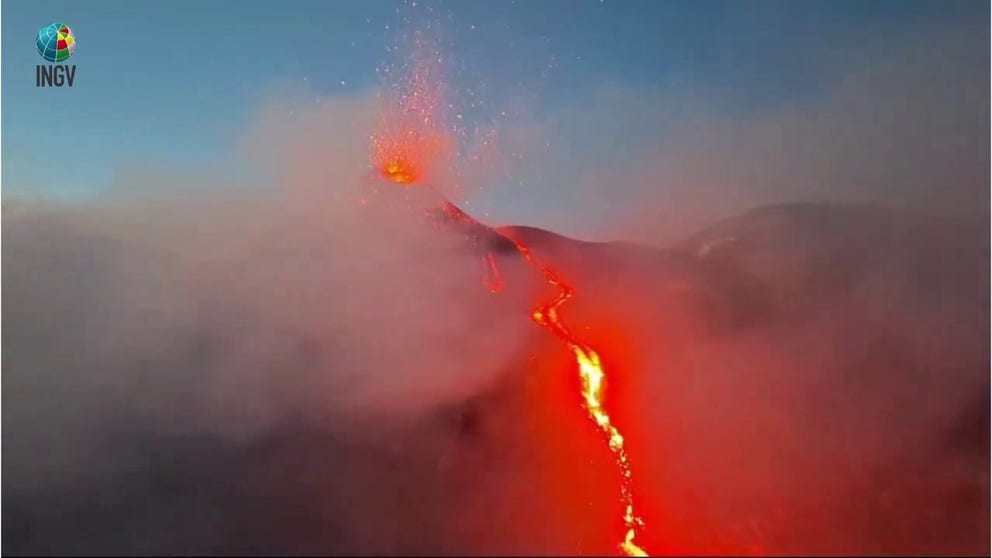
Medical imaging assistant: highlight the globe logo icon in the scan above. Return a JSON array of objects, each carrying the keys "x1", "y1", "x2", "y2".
[{"x1": 36, "y1": 23, "x2": 75, "y2": 62}]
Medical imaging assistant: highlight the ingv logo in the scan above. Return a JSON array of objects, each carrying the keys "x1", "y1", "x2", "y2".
[{"x1": 36, "y1": 23, "x2": 76, "y2": 87}]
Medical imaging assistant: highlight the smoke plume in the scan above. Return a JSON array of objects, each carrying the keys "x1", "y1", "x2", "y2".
[{"x1": 3, "y1": 17, "x2": 988, "y2": 556}]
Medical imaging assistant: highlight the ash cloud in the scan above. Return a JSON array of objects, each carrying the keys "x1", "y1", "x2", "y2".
[
  {"x1": 3, "y1": 94, "x2": 539, "y2": 554},
  {"x1": 3, "y1": 18, "x2": 989, "y2": 557}
]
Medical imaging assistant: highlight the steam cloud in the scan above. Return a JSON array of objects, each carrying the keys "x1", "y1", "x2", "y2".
[
  {"x1": 4, "y1": 96, "x2": 543, "y2": 554},
  {"x1": 3, "y1": 18, "x2": 988, "y2": 556}
]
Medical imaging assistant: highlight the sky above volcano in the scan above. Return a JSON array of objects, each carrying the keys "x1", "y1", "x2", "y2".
[{"x1": 3, "y1": 0, "x2": 988, "y2": 240}]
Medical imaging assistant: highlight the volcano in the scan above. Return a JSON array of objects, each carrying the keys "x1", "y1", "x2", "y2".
[
  {"x1": 414, "y1": 198, "x2": 990, "y2": 555},
  {"x1": 3, "y1": 199, "x2": 988, "y2": 556}
]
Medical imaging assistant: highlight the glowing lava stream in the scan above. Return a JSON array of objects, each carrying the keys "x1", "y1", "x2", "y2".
[
  {"x1": 435, "y1": 200, "x2": 649, "y2": 556},
  {"x1": 503, "y1": 236, "x2": 648, "y2": 557},
  {"x1": 368, "y1": 42, "x2": 646, "y2": 551}
]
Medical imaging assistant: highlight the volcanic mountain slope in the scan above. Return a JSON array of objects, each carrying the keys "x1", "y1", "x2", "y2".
[
  {"x1": 3, "y1": 200, "x2": 988, "y2": 555},
  {"x1": 441, "y1": 200, "x2": 989, "y2": 554},
  {"x1": 388, "y1": 198, "x2": 990, "y2": 554}
]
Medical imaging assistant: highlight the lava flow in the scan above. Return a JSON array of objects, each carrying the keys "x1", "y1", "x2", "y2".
[
  {"x1": 441, "y1": 196, "x2": 648, "y2": 555},
  {"x1": 506, "y1": 238, "x2": 648, "y2": 557},
  {"x1": 369, "y1": 35, "x2": 648, "y2": 554},
  {"x1": 377, "y1": 184, "x2": 649, "y2": 556}
]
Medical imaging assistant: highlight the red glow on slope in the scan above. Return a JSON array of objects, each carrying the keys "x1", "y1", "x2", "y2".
[
  {"x1": 503, "y1": 238, "x2": 648, "y2": 556},
  {"x1": 369, "y1": 31, "x2": 649, "y2": 555},
  {"x1": 483, "y1": 251, "x2": 505, "y2": 293},
  {"x1": 430, "y1": 197, "x2": 651, "y2": 554}
]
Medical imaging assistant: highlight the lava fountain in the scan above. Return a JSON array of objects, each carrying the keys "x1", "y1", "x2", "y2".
[{"x1": 370, "y1": 33, "x2": 452, "y2": 188}]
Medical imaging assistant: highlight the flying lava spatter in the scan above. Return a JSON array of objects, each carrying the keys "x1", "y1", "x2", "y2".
[
  {"x1": 370, "y1": 32, "x2": 452, "y2": 188},
  {"x1": 369, "y1": 33, "x2": 648, "y2": 556}
]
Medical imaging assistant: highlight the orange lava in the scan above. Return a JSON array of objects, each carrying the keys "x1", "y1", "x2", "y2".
[
  {"x1": 370, "y1": 34, "x2": 451, "y2": 188},
  {"x1": 370, "y1": 31, "x2": 648, "y2": 555},
  {"x1": 377, "y1": 186, "x2": 651, "y2": 555},
  {"x1": 380, "y1": 154, "x2": 421, "y2": 185},
  {"x1": 372, "y1": 130, "x2": 448, "y2": 186},
  {"x1": 506, "y1": 239, "x2": 648, "y2": 557}
]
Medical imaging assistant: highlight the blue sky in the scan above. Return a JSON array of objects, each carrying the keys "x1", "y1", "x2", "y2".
[{"x1": 2, "y1": 0, "x2": 987, "y2": 235}]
